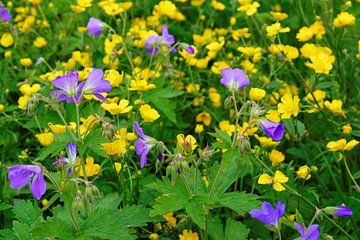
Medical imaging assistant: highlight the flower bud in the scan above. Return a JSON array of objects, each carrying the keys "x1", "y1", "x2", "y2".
[{"x1": 324, "y1": 206, "x2": 352, "y2": 217}]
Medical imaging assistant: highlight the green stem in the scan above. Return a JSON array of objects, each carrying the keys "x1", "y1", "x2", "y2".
[{"x1": 343, "y1": 155, "x2": 360, "y2": 192}]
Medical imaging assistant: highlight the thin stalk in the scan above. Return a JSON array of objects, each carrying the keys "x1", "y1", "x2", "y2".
[{"x1": 343, "y1": 155, "x2": 360, "y2": 192}]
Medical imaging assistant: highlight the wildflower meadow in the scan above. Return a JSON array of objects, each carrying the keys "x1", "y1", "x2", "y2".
[{"x1": 1, "y1": 0, "x2": 360, "y2": 239}]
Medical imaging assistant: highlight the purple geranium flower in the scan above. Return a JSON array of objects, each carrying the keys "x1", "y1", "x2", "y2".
[
  {"x1": 294, "y1": 223, "x2": 320, "y2": 240},
  {"x1": 260, "y1": 120, "x2": 285, "y2": 141},
  {"x1": 324, "y1": 206, "x2": 353, "y2": 217},
  {"x1": 50, "y1": 71, "x2": 82, "y2": 103},
  {"x1": 53, "y1": 142, "x2": 77, "y2": 167},
  {"x1": 184, "y1": 45, "x2": 195, "y2": 54},
  {"x1": 145, "y1": 25, "x2": 175, "y2": 55},
  {"x1": 249, "y1": 201, "x2": 285, "y2": 228},
  {"x1": 87, "y1": 17, "x2": 104, "y2": 37},
  {"x1": 78, "y1": 68, "x2": 111, "y2": 102},
  {"x1": 134, "y1": 121, "x2": 157, "y2": 168},
  {"x1": 7, "y1": 165, "x2": 46, "y2": 200},
  {"x1": 0, "y1": 4, "x2": 12, "y2": 22},
  {"x1": 220, "y1": 68, "x2": 250, "y2": 91}
]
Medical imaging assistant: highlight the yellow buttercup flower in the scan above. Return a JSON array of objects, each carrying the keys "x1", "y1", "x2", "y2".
[
  {"x1": 270, "y1": 11, "x2": 288, "y2": 21},
  {"x1": 102, "y1": 139, "x2": 127, "y2": 155},
  {"x1": 19, "y1": 83, "x2": 41, "y2": 96},
  {"x1": 327, "y1": 139, "x2": 347, "y2": 151},
  {"x1": 149, "y1": 233, "x2": 159, "y2": 240},
  {"x1": 266, "y1": 23, "x2": 290, "y2": 37},
  {"x1": 18, "y1": 95, "x2": 30, "y2": 110},
  {"x1": 78, "y1": 156, "x2": 100, "y2": 177},
  {"x1": 20, "y1": 58, "x2": 33, "y2": 67},
  {"x1": 324, "y1": 99, "x2": 346, "y2": 117},
  {"x1": 163, "y1": 212, "x2": 176, "y2": 228},
  {"x1": 343, "y1": 140, "x2": 359, "y2": 151},
  {"x1": 114, "y1": 162, "x2": 122, "y2": 173},
  {"x1": 249, "y1": 88, "x2": 266, "y2": 101},
  {"x1": 277, "y1": 93, "x2": 300, "y2": 119},
  {"x1": 33, "y1": 37, "x2": 47, "y2": 48},
  {"x1": 179, "y1": 229, "x2": 199, "y2": 240},
  {"x1": 101, "y1": 99, "x2": 133, "y2": 115},
  {"x1": 0, "y1": 104, "x2": 4, "y2": 112},
  {"x1": 104, "y1": 70, "x2": 123, "y2": 87},
  {"x1": 1, "y1": 32, "x2": 14, "y2": 48},
  {"x1": 48, "y1": 122, "x2": 76, "y2": 134},
  {"x1": 128, "y1": 79, "x2": 156, "y2": 92},
  {"x1": 177, "y1": 134, "x2": 197, "y2": 152},
  {"x1": 269, "y1": 150, "x2": 285, "y2": 166},
  {"x1": 296, "y1": 165, "x2": 311, "y2": 180},
  {"x1": 342, "y1": 124, "x2": 352, "y2": 135},
  {"x1": 35, "y1": 132, "x2": 54, "y2": 146},
  {"x1": 208, "y1": 88, "x2": 221, "y2": 108},
  {"x1": 195, "y1": 124, "x2": 204, "y2": 134},
  {"x1": 219, "y1": 120, "x2": 235, "y2": 136},
  {"x1": 254, "y1": 134, "x2": 280, "y2": 147},
  {"x1": 333, "y1": 12, "x2": 355, "y2": 28},
  {"x1": 238, "y1": 122, "x2": 258, "y2": 136},
  {"x1": 266, "y1": 109, "x2": 281, "y2": 123},
  {"x1": 139, "y1": 104, "x2": 160, "y2": 122},
  {"x1": 237, "y1": 1, "x2": 260, "y2": 16},
  {"x1": 258, "y1": 170, "x2": 288, "y2": 191},
  {"x1": 196, "y1": 112, "x2": 211, "y2": 126}
]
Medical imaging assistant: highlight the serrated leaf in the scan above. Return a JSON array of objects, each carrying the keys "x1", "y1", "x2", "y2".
[
  {"x1": 185, "y1": 197, "x2": 206, "y2": 229},
  {"x1": 12, "y1": 221, "x2": 32, "y2": 240},
  {"x1": 36, "y1": 141, "x2": 67, "y2": 161},
  {"x1": 282, "y1": 119, "x2": 295, "y2": 136},
  {"x1": 224, "y1": 219, "x2": 249, "y2": 240},
  {"x1": 118, "y1": 205, "x2": 150, "y2": 227},
  {"x1": 296, "y1": 120, "x2": 306, "y2": 138},
  {"x1": 150, "y1": 97, "x2": 177, "y2": 123},
  {"x1": 31, "y1": 216, "x2": 75, "y2": 239},
  {"x1": 208, "y1": 216, "x2": 224, "y2": 240},
  {"x1": 94, "y1": 193, "x2": 121, "y2": 211},
  {"x1": 218, "y1": 192, "x2": 260, "y2": 215},
  {"x1": 12, "y1": 200, "x2": 42, "y2": 227},
  {"x1": 150, "y1": 195, "x2": 189, "y2": 217}
]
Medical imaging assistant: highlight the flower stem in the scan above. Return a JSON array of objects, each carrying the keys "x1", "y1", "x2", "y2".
[{"x1": 343, "y1": 155, "x2": 360, "y2": 192}]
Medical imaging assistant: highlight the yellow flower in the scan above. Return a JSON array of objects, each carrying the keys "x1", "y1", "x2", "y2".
[
  {"x1": 41, "y1": 199, "x2": 49, "y2": 207},
  {"x1": 324, "y1": 99, "x2": 345, "y2": 117},
  {"x1": 249, "y1": 88, "x2": 266, "y2": 101},
  {"x1": 327, "y1": 139, "x2": 347, "y2": 152},
  {"x1": 238, "y1": 122, "x2": 258, "y2": 136},
  {"x1": 196, "y1": 112, "x2": 211, "y2": 126},
  {"x1": 102, "y1": 139, "x2": 127, "y2": 155},
  {"x1": 237, "y1": 46, "x2": 262, "y2": 63},
  {"x1": 296, "y1": 27, "x2": 314, "y2": 42},
  {"x1": 277, "y1": 93, "x2": 300, "y2": 119},
  {"x1": 211, "y1": 61, "x2": 230, "y2": 74},
  {"x1": 33, "y1": 37, "x2": 47, "y2": 48},
  {"x1": 254, "y1": 134, "x2": 280, "y2": 147},
  {"x1": 266, "y1": 23, "x2": 290, "y2": 37},
  {"x1": 258, "y1": 170, "x2": 288, "y2": 191},
  {"x1": 149, "y1": 233, "x2": 159, "y2": 240},
  {"x1": 333, "y1": 12, "x2": 355, "y2": 28},
  {"x1": 114, "y1": 162, "x2": 122, "y2": 173},
  {"x1": 195, "y1": 124, "x2": 204, "y2": 134},
  {"x1": 306, "y1": 90, "x2": 326, "y2": 102},
  {"x1": 20, "y1": 58, "x2": 33, "y2": 67},
  {"x1": 211, "y1": 0, "x2": 225, "y2": 10},
  {"x1": 18, "y1": 95, "x2": 30, "y2": 110},
  {"x1": 208, "y1": 88, "x2": 221, "y2": 108},
  {"x1": 266, "y1": 109, "x2": 281, "y2": 122},
  {"x1": 48, "y1": 122, "x2": 76, "y2": 134},
  {"x1": 139, "y1": 104, "x2": 160, "y2": 122},
  {"x1": 19, "y1": 83, "x2": 41, "y2": 96},
  {"x1": 269, "y1": 150, "x2": 285, "y2": 166},
  {"x1": 296, "y1": 165, "x2": 311, "y2": 180},
  {"x1": 219, "y1": 120, "x2": 235, "y2": 136},
  {"x1": 128, "y1": 79, "x2": 156, "y2": 92},
  {"x1": 342, "y1": 124, "x2": 352, "y2": 135},
  {"x1": 177, "y1": 134, "x2": 197, "y2": 152},
  {"x1": 35, "y1": 132, "x2": 54, "y2": 146},
  {"x1": 78, "y1": 156, "x2": 100, "y2": 177},
  {"x1": 1, "y1": 32, "x2": 14, "y2": 48},
  {"x1": 270, "y1": 11, "x2": 288, "y2": 21},
  {"x1": 300, "y1": 44, "x2": 335, "y2": 74},
  {"x1": 4, "y1": 50, "x2": 12, "y2": 58},
  {"x1": 191, "y1": 0, "x2": 206, "y2": 7},
  {"x1": 163, "y1": 212, "x2": 176, "y2": 228},
  {"x1": 104, "y1": 70, "x2": 123, "y2": 87},
  {"x1": 101, "y1": 99, "x2": 133, "y2": 115},
  {"x1": 0, "y1": 104, "x2": 4, "y2": 112},
  {"x1": 237, "y1": 1, "x2": 260, "y2": 16},
  {"x1": 343, "y1": 140, "x2": 359, "y2": 151},
  {"x1": 231, "y1": 28, "x2": 251, "y2": 40},
  {"x1": 202, "y1": 176, "x2": 209, "y2": 187},
  {"x1": 240, "y1": 59, "x2": 257, "y2": 74},
  {"x1": 179, "y1": 229, "x2": 199, "y2": 240}
]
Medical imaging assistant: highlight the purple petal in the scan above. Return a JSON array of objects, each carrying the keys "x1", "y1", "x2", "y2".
[
  {"x1": 136, "y1": 138, "x2": 145, "y2": 155},
  {"x1": 67, "y1": 142, "x2": 77, "y2": 162},
  {"x1": 249, "y1": 209, "x2": 268, "y2": 224},
  {"x1": 52, "y1": 72, "x2": 78, "y2": 92},
  {"x1": 8, "y1": 166, "x2": 33, "y2": 189},
  {"x1": 0, "y1": 5, "x2": 12, "y2": 22},
  {"x1": 87, "y1": 17, "x2": 103, "y2": 37},
  {"x1": 334, "y1": 206, "x2": 353, "y2": 217},
  {"x1": 275, "y1": 201, "x2": 285, "y2": 219},
  {"x1": 294, "y1": 222, "x2": 305, "y2": 236},
  {"x1": 261, "y1": 120, "x2": 284, "y2": 141},
  {"x1": 140, "y1": 146, "x2": 150, "y2": 169},
  {"x1": 185, "y1": 46, "x2": 195, "y2": 54},
  {"x1": 305, "y1": 224, "x2": 320, "y2": 240},
  {"x1": 134, "y1": 121, "x2": 145, "y2": 138},
  {"x1": 30, "y1": 174, "x2": 46, "y2": 200}
]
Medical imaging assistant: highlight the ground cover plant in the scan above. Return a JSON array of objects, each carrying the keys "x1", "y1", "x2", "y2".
[{"x1": 0, "y1": 0, "x2": 359, "y2": 239}]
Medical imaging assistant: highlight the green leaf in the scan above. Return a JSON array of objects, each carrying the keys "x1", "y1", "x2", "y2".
[
  {"x1": 94, "y1": 193, "x2": 122, "y2": 211},
  {"x1": 0, "y1": 229, "x2": 17, "y2": 240},
  {"x1": 185, "y1": 196, "x2": 207, "y2": 229},
  {"x1": 296, "y1": 120, "x2": 306, "y2": 138},
  {"x1": 12, "y1": 221, "x2": 32, "y2": 240},
  {"x1": 118, "y1": 205, "x2": 150, "y2": 227},
  {"x1": 143, "y1": 88, "x2": 183, "y2": 99},
  {"x1": 36, "y1": 141, "x2": 67, "y2": 161},
  {"x1": 224, "y1": 219, "x2": 249, "y2": 240},
  {"x1": 150, "y1": 97, "x2": 177, "y2": 123},
  {"x1": 31, "y1": 216, "x2": 75, "y2": 239},
  {"x1": 0, "y1": 202, "x2": 12, "y2": 212},
  {"x1": 12, "y1": 200, "x2": 42, "y2": 227},
  {"x1": 209, "y1": 129, "x2": 232, "y2": 149},
  {"x1": 353, "y1": 171, "x2": 360, "y2": 179},
  {"x1": 208, "y1": 216, "x2": 224, "y2": 240},
  {"x1": 282, "y1": 119, "x2": 295, "y2": 136},
  {"x1": 217, "y1": 192, "x2": 260, "y2": 215},
  {"x1": 79, "y1": 128, "x2": 107, "y2": 157}
]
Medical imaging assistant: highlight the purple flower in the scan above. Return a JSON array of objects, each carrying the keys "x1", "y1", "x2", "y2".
[
  {"x1": 260, "y1": 120, "x2": 285, "y2": 141},
  {"x1": 220, "y1": 68, "x2": 250, "y2": 91},
  {"x1": 184, "y1": 45, "x2": 195, "y2": 54},
  {"x1": 324, "y1": 206, "x2": 352, "y2": 217},
  {"x1": 145, "y1": 25, "x2": 175, "y2": 55},
  {"x1": 50, "y1": 71, "x2": 82, "y2": 103},
  {"x1": 53, "y1": 142, "x2": 77, "y2": 167},
  {"x1": 0, "y1": 4, "x2": 12, "y2": 22},
  {"x1": 294, "y1": 223, "x2": 320, "y2": 240},
  {"x1": 134, "y1": 121, "x2": 157, "y2": 168},
  {"x1": 249, "y1": 201, "x2": 285, "y2": 228},
  {"x1": 87, "y1": 17, "x2": 104, "y2": 37},
  {"x1": 7, "y1": 165, "x2": 46, "y2": 200},
  {"x1": 78, "y1": 68, "x2": 111, "y2": 102}
]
